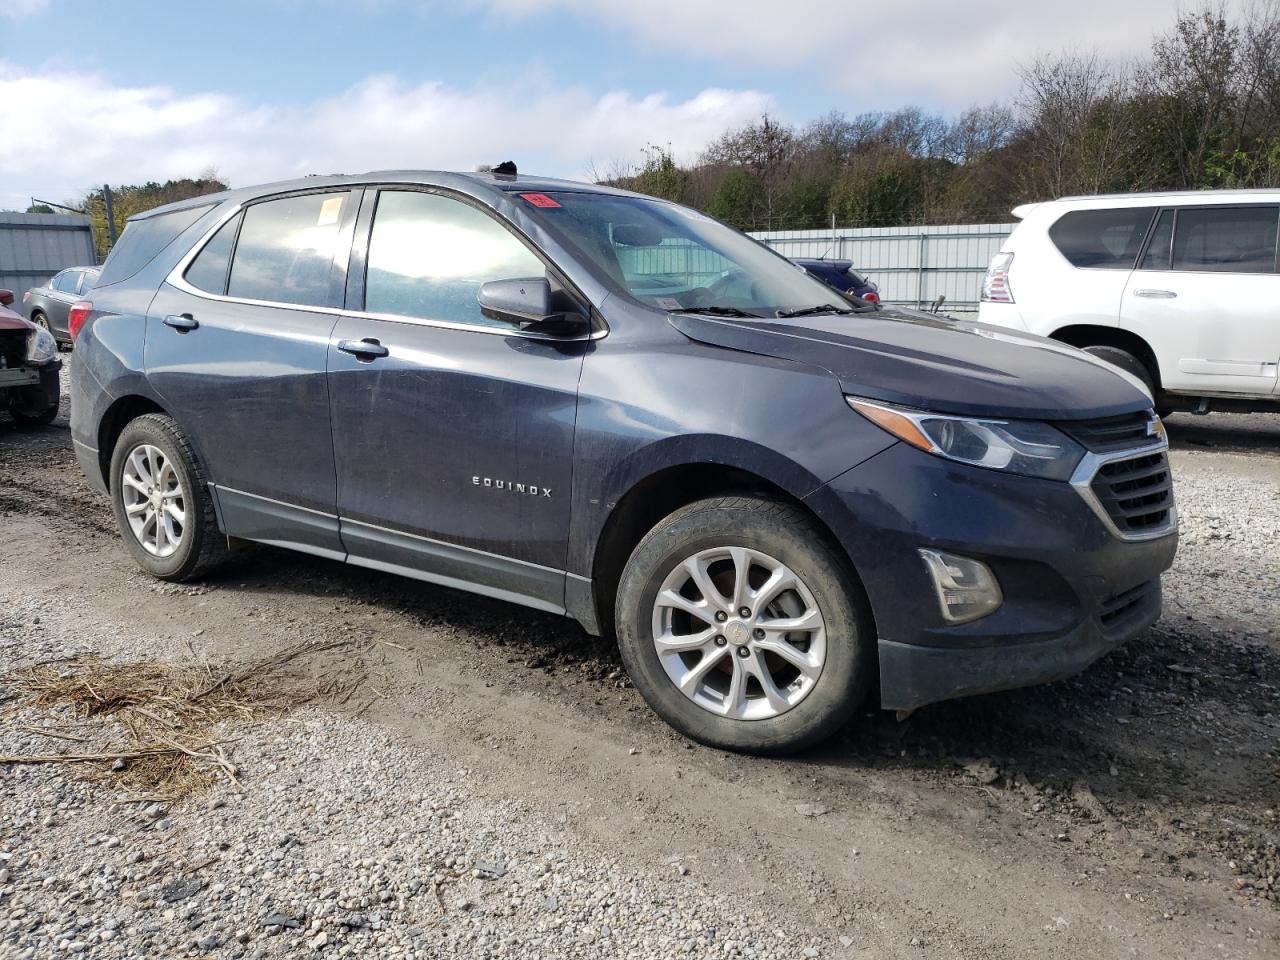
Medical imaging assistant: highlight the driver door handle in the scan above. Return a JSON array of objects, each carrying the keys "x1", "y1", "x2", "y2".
[
  {"x1": 163, "y1": 313, "x2": 199, "y2": 331},
  {"x1": 1133, "y1": 289, "x2": 1177, "y2": 299},
  {"x1": 337, "y1": 338, "x2": 389, "y2": 360}
]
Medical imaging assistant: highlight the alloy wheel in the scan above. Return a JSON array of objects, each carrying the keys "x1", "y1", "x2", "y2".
[
  {"x1": 651, "y1": 546, "x2": 827, "y2": 720},
  {"x1": 120, "y1": 443, "x2": 187, "y2": 558}
]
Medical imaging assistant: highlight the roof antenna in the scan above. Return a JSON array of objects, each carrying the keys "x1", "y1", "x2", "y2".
[{"x1": 492, "y1": 161, "x2": 518, "y2": 180}]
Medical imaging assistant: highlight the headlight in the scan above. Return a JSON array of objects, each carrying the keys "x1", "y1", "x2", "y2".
[
  {"x1": 26, "y1": 325, "x2": 57, "y2": 365},
  {"x1": 847, "y1": 397, "x2": 1085, "y2": 482}
]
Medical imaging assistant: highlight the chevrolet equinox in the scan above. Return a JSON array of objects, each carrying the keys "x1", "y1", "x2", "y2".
[{"x1": 69, "y1": 170, "x2": 1179, "y2": 753}]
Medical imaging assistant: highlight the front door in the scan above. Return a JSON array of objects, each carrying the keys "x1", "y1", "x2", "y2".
[
  {"x1": 146, "y1": 189, "x2": 360, "y2": 558},
  {"x1": 327, "y1": 188, "x2": 587, "y2": 612},
  {"x1": 1122, "y1": 204, "x2": 1280, "y2": 395}
]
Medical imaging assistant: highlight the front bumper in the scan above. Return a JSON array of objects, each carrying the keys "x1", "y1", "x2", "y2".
[{"x1": 807, "y1": 442, "x2": 1177, "y2": 711}]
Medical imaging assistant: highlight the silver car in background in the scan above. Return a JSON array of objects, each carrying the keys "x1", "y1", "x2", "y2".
[{"x1": 23, "y1": 266, "x2": 100, "y2": 346}]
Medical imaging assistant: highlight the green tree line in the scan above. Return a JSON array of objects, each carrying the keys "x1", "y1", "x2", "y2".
[{"x1": 606, "y1": 4, "x2": 1280, "y2": 230}]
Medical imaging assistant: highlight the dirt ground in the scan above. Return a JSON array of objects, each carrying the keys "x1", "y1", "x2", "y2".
[{"x1": 0, "y1": 392, "x2": 1277, "y2": 959}]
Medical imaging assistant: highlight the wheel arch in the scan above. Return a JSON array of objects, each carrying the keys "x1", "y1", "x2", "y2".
[
  {"x1": 585, "y1": 460, "x2": 876, "y2": 649},
  {"x1": 1049, "y1": 324, "x2": 1163, "y2": 388},
  {"x1": 96, "y1": 394, "x2": 168, "y2": 487}
]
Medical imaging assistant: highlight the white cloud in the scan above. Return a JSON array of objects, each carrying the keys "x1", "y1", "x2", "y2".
[
  {"x1": 1, "y1": 0, "x2": 49, "y2": 18},
  {"x1": 475, "y1": 0, "x2": 1245, "y2": 107},
  {"x1": 0, "y1": 62, "x2": 770, "y2": 209}
]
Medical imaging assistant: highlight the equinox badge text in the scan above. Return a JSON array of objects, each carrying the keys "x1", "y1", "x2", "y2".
[{"x1": 472, "y1": 476, "x2": 552, "y2": 498}]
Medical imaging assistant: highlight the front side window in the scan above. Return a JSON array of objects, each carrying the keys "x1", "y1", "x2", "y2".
[
  {"x1": 185, "y1": 213, "x2": 242, "y2": 295},
  {"x1": 1171, "y1": 206, "x2": 1278, "y2": 274},
  {"x1": 228, "y1": 192, "x2": 350, "y2": 307},
  {"x1": 364, "y1": 191, "x2": 546, "y2": 327},
  {"x1": 518, "y1": 192, "x2": 840, "y2": 316},
  {"x1": 1049, "y1": 208, "x2": 1156, "y2": 269},
  {"x1": 53, "y1": 271, "x2": 79, "y2": 293}
]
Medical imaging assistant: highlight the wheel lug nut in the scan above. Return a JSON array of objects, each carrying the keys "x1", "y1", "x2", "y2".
[
  {"x1": 714, "y1": 635, "x2": 726, "y2": 646},
  {"x1": 753, "y1": 628, "x2": 765, "y2": 640},
  {"x1": 736, "y1": 646, "x2": 750, "y2": 658},
  {"x1": 738, "y1": 607, "x2": 751, "y2": 618},
  {"x1": 715, "y1": 611, "x2": 728, "y2": 622}
]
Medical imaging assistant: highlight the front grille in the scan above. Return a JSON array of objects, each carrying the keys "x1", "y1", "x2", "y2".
[
  {"x1": 1058, "y1": 409, "x2": 1156, "y2": 453},
  {"x1": 1089, "y1": 450, "x2": 1174, "y2": 534},
  {"x1": 1098, "y1": 580, "x2": 1156, "y2": 631}
]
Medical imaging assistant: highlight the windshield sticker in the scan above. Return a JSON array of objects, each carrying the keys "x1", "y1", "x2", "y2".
[
  {"x1": 518, "y1": 193, "x2": 561, "y2": 209},
  {"x1": 655, "y1": 297, "x2": 682, "y2": 310}
]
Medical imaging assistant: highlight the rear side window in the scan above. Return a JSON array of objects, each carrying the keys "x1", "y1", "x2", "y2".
[
  {"x1": 363, "y1": 190, "x2": 545, "y2": 327},
  {"x1": 53, "y1": 271, "x2": 80, "y2": 293},
  {"x1": 185, "y1": 214, "x2": 242, "y2": 295},
  {"x1": 1171, "y1": 206, "x2": 1278, "y2": 274},
  {"x1": 228, "y1": 192, "x2": 350, "y2": 308},
  {"x1": 1049, "y1": 208, "x2": 1156, "y2": 269},
  {"x1": 97, "y1": 204, "x2": 213, "y2": 287},
  {"x1": 1139, "y1": 210, "x2": 1175, "y2": 270}
]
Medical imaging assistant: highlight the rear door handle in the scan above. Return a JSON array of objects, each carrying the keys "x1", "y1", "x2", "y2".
[
  {"x1": 1133, "y1": 289, "x2": 1177, "y2": 299},
  {"x1": 163, "y1": 313, "x2": 199, "y2": 331},
  {"x1": 337, "y1": 338, "x2": 389, "y2": 361}
]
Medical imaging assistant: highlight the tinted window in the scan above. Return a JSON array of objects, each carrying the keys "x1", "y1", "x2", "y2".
[
  {"x1": 1049, "y1": 208, "x2": 1156, "y2": 269},
  {"x1": 1171, "y1": 206, "x2": 1278, "y2": 274},
  {"x1": 1139, "y1": 210, "x2": 1174, "y2": 270},
  {"x1": 364, "y1": 191, "x2": 545, "y2": 327},
  {"x1": 228, "y1": 193, "x2": 350, "y2": 307},
  {"x1": 78, "y1": 270, "x2": 99, "y2": 294},
  {"x1": 185, "y1": 214, "x2": 242, "y2": 295},
  {"x1": 53, "y1": 271, "x2": 80, "y2": 293},
  {"x1": 97, "y1": 204, "x2": 213, "y2": 287}
]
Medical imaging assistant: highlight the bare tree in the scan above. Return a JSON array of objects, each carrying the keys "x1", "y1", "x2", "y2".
[{"x1": 701, "y1": 115, "x2": 797, "y2": 229}]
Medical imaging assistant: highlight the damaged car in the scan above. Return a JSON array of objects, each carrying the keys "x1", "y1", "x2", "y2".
[{"x1": 0, "y1": 288, "x2": 62, "y2": 427}]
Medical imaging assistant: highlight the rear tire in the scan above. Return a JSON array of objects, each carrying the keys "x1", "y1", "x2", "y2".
[
  {"x1": 1081, "y1": 345, "x2": 1173, "y2": 416},
  {"x1": 9, "y1": 400, "x2": 59, "y2": 426},
  {"x1": 109, "y1": 413, "x2": 227, "y2": 581},
  {"x1": 614, "y1": 495, "x2": 873, "y2": 755}
]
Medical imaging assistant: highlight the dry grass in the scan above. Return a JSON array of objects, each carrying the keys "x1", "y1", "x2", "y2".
[{"x1": 0, "y1": 639, "x2": 353, "y2": 802}]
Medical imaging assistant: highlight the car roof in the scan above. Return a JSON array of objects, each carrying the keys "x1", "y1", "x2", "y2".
[{"x1": 128, "y1": 170, "x2": 648, "y2": 222}]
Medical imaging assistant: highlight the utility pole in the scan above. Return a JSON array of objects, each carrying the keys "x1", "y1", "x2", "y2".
[{"x1": 103, "y1": 184, "x2": 117, "y2": 247}]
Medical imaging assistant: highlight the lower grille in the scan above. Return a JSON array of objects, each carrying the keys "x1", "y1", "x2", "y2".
[
  {"x1": 1088, "y1": 450, "x2": 1174, "y2": 536},
  {"x1": 1099, "y1": 581, "x2": 1155, "y2": 630}
]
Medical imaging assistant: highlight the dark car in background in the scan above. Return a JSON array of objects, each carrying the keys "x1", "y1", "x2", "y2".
[
  {"x1": 24, "y1": 266, "x2": 100, "y2": 345},
  {"x1": 793, "y1": 258, "x2": 879, "y2": 304},
  {"x1": 0, "y1": 288, "x2": 62, "y2": 426},
  {"x1": 69, "y1": 171, "x2": 1176, "y2": 754}
]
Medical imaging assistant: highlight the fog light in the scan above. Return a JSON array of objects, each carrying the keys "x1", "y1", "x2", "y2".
[{"x1": 918, "y1": 549, "x2": 1003, "y2": 625}]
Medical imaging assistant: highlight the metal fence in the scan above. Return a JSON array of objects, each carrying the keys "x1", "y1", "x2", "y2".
[
  {"x1": 751, "y1": 223, "x2": 1015, "y2": 315},
  {"x1": 0, "y1": 212, "x2": 97, "y2": 300}
]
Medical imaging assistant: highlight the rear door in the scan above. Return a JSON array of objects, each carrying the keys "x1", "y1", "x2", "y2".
[
  {"x1": 326, "y1": 187, "x2": 588, "y2": 612},
  {"x1": 1042, "y1": 206, "x2": 1157, "y2": 329},
  {"x1": 1122, "y1": 204, "x2": 1280, "y2": 395},
  {"x1": 146, "y1": 189, "x2": 360, "y2": 558},
  {"x1": 44, "y1": 270, "x2": 82, "y2": 337}
]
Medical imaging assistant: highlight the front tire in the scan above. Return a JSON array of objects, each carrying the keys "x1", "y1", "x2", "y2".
[
  {"x1": 109, "y1": 413, "x2": 227, "y2": 581},
  {"x1": 615, "y1": 495, "x2": 873, "y2": 754},
  {"x1": 1081, "y1": 345, "x2": 1173, "y2": 416}
]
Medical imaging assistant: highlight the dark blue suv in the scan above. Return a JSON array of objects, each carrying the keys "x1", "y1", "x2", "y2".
[{"x1": 68, "y1": 171, "x2": 1178, "y2": 753}]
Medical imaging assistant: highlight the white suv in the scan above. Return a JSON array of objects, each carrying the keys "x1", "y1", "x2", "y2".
[{"x1": 979, "y1": 191, "x2": 1280, "y2": 414}]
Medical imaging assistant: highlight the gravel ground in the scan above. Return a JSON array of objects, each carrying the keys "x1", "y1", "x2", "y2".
[{"x1": 0, "y1": 391, "x2": 1276, "y2": 959}]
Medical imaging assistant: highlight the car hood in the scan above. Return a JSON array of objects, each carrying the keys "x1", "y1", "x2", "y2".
[
  {"x1": 0, "y1": 305, "x2": 31, "y2": 332},
  {"x1": 667, "y1": 307, "x2": 1153, "y2": 421}
]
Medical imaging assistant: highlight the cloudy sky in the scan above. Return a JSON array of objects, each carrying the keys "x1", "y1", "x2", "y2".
[{"x1": 0, "y1": 0, "x2": 1224, "y2": 210}]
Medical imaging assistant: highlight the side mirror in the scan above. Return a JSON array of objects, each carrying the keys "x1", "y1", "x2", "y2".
[
  {"x1": 0, "y1": 289, "x2": 13, "y2": 307},
  {"x1": 477, "y1": 278, "x2": 588, "y2": 337}
]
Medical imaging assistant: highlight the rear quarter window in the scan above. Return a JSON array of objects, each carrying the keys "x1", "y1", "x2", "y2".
[
  {"x1": 1049, "y1": 208, "x2": 1156, "y2": 269},
  {"x1": 97, "y1": 204, "x2": 215, "y2": 287}
]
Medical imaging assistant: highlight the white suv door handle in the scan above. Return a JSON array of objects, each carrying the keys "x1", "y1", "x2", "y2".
[{"x1": 1133, "y1": 289, "x2": 1177, "y2": 299}]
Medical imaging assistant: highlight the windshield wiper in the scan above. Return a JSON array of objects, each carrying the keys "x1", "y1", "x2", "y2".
[
  {"x1": 775, "y1": 304, "x2": 854, "y2": 318},
  {"x1": 667, "y1": 306, "x2": 762, "y2": 318}
]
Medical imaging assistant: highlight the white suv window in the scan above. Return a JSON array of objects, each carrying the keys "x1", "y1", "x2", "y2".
[
  {"x1": 1170, "y1": 206, "x2": 1278, "y2": 274},
  {"x1": 1048, "y1": 208, "x2": 1156, "y2": 269}
]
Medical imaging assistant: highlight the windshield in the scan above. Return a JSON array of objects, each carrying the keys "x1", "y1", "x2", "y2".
[{"x1": 521, "y1": 192, "x2": 844, "y2": 317}]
